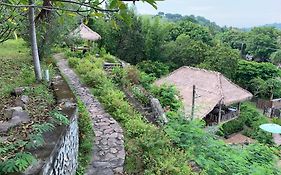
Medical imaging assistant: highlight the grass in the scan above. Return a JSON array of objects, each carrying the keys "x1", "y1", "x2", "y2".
[
  {"x1": 76, "y1": 99, "x2": 94, "y2": 175},
  {"x1": 0, "y1": 39, "x2": 56, "y2": 174}
]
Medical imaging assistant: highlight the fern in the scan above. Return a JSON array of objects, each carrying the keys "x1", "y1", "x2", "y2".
[
  {"x1": 49, "y1": 110, "x2": 70, "y2": 125},
  {"x1": 26, "y1": 133, "x2": 45, "y2": 149},
  {"x1": 0, "y1": 152, "x2": 35, "y2": 174},
  {"x1": 32, "y1": 123, "x2": 55, "y2": 134}
]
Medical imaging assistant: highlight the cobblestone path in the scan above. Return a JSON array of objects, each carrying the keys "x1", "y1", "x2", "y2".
[{"x1": 55, "y1": 53, "x2": 125, "y2": 175}]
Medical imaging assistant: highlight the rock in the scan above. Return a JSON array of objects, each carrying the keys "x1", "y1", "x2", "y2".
[
  {"x1": 110, "y1": 148, "x2": 118, "y2": 154},
  {"x1": 150, "y1": 98, "x2": 169, "y2": 125},
  {"x1": 14, "y1": 99, "x2": 24, "y2": 108},
  {"x1": 4, "y1": 106, "x2": 23, "y2": 120},
  {"x1": 21, "y1": 95, "x2": 29, "y2": 104},
  {"x1": 0, "y1": 109, "x2": 29, "y2": 132},
  {"x1": 12, "y1": 87, "x2": 26, "y2": 96}
]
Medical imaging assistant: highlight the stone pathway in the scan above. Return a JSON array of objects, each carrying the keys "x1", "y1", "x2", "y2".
[{"x1": 54, "y1": 53, "x2": 125, "y2": 175}]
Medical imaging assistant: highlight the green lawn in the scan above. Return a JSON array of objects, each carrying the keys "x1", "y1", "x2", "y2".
[{"x1": 0, "y1": 39, "x2": 35, "y2": 98}]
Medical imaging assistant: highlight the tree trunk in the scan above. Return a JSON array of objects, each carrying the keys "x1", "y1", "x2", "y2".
[{"x1": 28, "y1": 0, "x2": 42, "y2": 81}]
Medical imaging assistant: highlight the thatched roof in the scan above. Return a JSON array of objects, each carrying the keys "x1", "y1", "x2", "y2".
[
  {"x1": 154, "y1": 66, "x2": 253, "y2": 119},
  {"x1": 70, "y1": 23, "x2": 101, "y2": 41}
]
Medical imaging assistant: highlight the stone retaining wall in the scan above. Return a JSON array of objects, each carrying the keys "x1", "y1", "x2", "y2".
[{"x1": 24, "y1": 75, "x2": 79, "y2": 175}]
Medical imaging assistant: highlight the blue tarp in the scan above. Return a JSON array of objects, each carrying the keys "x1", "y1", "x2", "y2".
[{"x1": 259, "y1": 123, "x2": 281, "y2": 134}]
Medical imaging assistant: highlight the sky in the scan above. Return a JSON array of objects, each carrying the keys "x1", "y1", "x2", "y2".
[{"x1": 133, "y1": 0, "x2": 281, "y2": 28}]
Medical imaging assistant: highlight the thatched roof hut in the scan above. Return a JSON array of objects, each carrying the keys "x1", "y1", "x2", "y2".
[
  {"x1": 70, "y1": 23, "x2": 101, "y2": 41},
  {"x1": 155, "y1": 66, "x2": 253, "y2": 120}
]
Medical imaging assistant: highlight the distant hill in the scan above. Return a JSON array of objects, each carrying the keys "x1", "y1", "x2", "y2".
[
  {"x1": 264, "y1": 23, "x2": 281, "y2": 29},
  {"x1": 241, "y1": 23, "x2": 281, "y2": 31},
  {"x1": 154, "y1": 12, "x2": 222, "y2": 32}
]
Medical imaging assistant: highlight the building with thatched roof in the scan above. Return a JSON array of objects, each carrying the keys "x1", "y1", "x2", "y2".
[
  {"x1": 155, "y1": 66, "x2": 253, "y2": 125},
  {"x1": 70, "y1": 23, "x2": 101, "y2": 41}
]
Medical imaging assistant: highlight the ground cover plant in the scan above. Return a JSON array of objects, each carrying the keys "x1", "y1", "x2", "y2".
[
  {"x1": 67, "y1": 52, "x2": 281, "y2": 175},
  {"x1": 67, "y1": 54, "x2": 193, "y2": 175},
  {"x1": 219, "y1": 103, "x2": 273, "y2": 145},
  {"x1": 76, "y1": 99, "x2": 94, "y2": 175},
  {"x1": 0, "y1": 40, "x2": 67, "y2": 174}
]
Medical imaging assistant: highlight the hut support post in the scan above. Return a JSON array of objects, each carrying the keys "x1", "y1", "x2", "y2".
[
  {"x1": 218, "y1": 101, "x2": 222, "y2": 124},
  {"x1": 238, "y1": 102, "x2": 241, "y2": 113},
  {"x1": 191, "y1": 85, "x2": 196, "y2": 120}
]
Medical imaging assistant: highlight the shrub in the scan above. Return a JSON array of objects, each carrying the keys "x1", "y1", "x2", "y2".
[
  {"x1": 103, "y1": 53, "x2": 117, "y2": 63},
  {"x1": 139, "y1": 72, "x2": 157, "y2": 90},
  {"x1": 110, "y1": 67, "x2": 129, "y2": 86},
  {"x1": 68, "y1": 57, "x2": 80, "y2": 68},
  {"x1": 125, "y1": 66, "x2": 141, "y2": 85},
  {"x1": 137, "y1": 60, "x2": 170, "y2": 78},
  {"x1": 151, "y1": 84, "x2": 182, "y2": 112},
  {"x1": 76, "y1": 100, "x2": 94, "y2": 175},
  {"x1": 272, "y1": 117, "x2": 281, "y2": 125},
  {"x1": 83, "y1": 69, "x2": 107, "y2": 87},
  {"x1": 131, "y1": 85, "x2": 150, "y2": 105}
]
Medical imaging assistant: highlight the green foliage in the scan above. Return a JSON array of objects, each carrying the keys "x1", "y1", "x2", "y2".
[
  {"x1": 235, "y1": 60, "x2": 280, "y2": 90},
  {"x1": 49, "y1": 110, "x2": 70, "y2": 125},
  {"x1": 131, "y1": 85, "x2": 150, "y2": 105},
  {"x1": 272, "y1": 117, "x2": 281, "y2": 125},
  {"x1": 0, "y1": 152, "x2": 35, "y2": 174},
  {"x1": 103, "y1": 53, "x2": 118, "y2": 63},
  {"x1": 151, "y1": 84, "x2": 182, "y2": 112},
  {"x1": 137, "y1": 60, "x2": 170, "y2": 78},
  {"x1": 139, "y1": 71, "x2": 157, "y2": 90},
  {"x1": 76, "y1": 100, "x2": 94, "y2": 175},
  {"x1": 219, "y1": 103, "x2": 273, "y2": 145},
  {"x1": 198, "y1": 45, "x2": 240, "y2": 79},
  {"x1": 162, "y1": 34, "x2": 209, "y2": 68},
  {"x1": 70, "y1": 54, "x2": 192, "y2": 174},
  {"x1": 168, "y1": 20, "x2": 213, "y2": 45},
  {"x1": 270, "y1": 50, "x2": 281, "y2": 65},
  {"x1": 165, "y1": 117, "x2": 280, "y2": 175},
  {"x1": 68, "y1": 57, "x2": 80, "y2": 68},
  {"x1": 246, "y1": 27, "x2": 280, "y2": 59}
]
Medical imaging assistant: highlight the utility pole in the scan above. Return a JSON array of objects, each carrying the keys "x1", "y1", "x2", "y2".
[
  {"x1": 191, "y1": 85, "x2": 196, "y2": 120},
  {"x1": 28, "y1": 0, "x2": 42, "y2": 81}
]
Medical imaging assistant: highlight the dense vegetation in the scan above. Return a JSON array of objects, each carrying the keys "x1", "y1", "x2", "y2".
[
  {"x1": 89, "y1": 11, "x2": 281, "y2": 99},
  {"x1": 67, "y1": 52, "x2": 281, "y2": 175}
]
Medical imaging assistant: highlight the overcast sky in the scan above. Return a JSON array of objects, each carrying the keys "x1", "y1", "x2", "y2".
[{"x1": 133, "y1": 0, "x2": 281, "y2": 28}]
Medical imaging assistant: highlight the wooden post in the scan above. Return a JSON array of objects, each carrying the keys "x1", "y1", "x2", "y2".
[
  {"x1": 218, "y1": 101, "x2": 222, "y2": 124},
  {"x1": 191, "y1": 85, "x2": 196, "y2": 120},
  {"x1": 238, "y1": 102, "x2": 241, "y2": 113}
]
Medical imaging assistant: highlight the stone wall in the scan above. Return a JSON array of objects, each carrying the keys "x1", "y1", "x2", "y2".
[
  {"x1": 40, "y1": 109, "x2": 78, "y2": 175},
  {"x1": 24, "y1": 75, "x2": 79, "y2": 175}
]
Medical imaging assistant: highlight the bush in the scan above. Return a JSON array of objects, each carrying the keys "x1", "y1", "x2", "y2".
[
  {"x1": 131, "y1": 85, "x2": 150, "y2": 105},
  {"x1": 83, "y1": 69, "x2": 107, "y2": 87},
  {"x1": 103, "y1": 53, "x2": 118, "y2": 63},
  {"x1": 137, "y1": 60, "x2": 170, "y2": 78},
  {"x1": 219, "y1": 103, "x2": 273, "y2": 144},
  {"x1": 76, "y1": 100, "x2": 94, "y2": 175},
  {"x1": 151, "y1": 84, "x2": 182, "y2": 112},
  {"x1": 272, "y1": 117, "x2": 281, "y2": 125},
  {"x1": 125, "y1": 66, "x2": 141, "y2": 85},
  {"x1": 139, "y1": 72, "x2": 156, "y2": 89},
  {"x1": 70, "y1": 53, "x2": 192, "y2": 174},
  {"x1": 68, "y1": 57, "x2": 80, "y2": 68}
]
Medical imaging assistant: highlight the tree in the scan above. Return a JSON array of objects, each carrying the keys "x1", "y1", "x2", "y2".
[
  {"x1": 198, "y1": 46, "x2": 240, "y2": 79},
  {"x1": 235, "y1": 60, "x2": 280, "y2": 89},
  {"x1": 142, "y1": 16, "x2": 170, "y2": 61},
  {"x1": 246, "y1": 27, "x2": 280, "y2": 59},
  {"x1": 0, "y1": 0, "x2": 158, "y2": 81},
  {"x1": 168, "y1": 20, "x2": 213, "y2": 45},
  {"x1": 220, "y1": 29, "x2": 247, "y2": 54},
  {"x1": 162, "y1": 34, "x2": 210, "y2": 68},
  {"x1": 270, "y1": 50, "x2": 281, "y2": 65}
]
